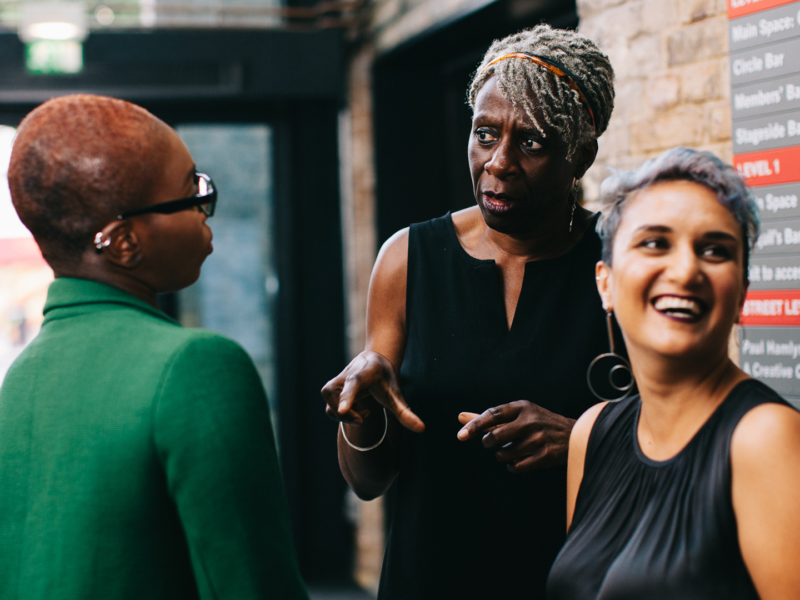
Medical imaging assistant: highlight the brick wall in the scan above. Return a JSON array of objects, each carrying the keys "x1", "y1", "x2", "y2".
[
  {"x1": 576, "y1": 0, "x2": 741, "y2": 360},
  {"x1": 577, "y1": 0, "x2": 732, "y2": 204}
]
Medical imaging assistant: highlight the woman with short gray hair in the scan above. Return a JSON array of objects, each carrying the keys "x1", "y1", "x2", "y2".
[
  {"x1": 548, "y1": 147, "x2": 800, "y2": 600},
  {"x1": 595, "y1": 146, "x2": 759, "y2": 275},
  {"x1": 323, "y1": 25, "x2": 618, "y2": 599}
]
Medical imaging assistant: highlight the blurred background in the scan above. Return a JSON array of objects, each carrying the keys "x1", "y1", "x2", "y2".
[{"x1": 0, "y1": 0, "x2": 737, "y2": 596}]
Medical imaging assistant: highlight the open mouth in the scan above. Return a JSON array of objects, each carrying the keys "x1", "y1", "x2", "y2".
[
  {"x1": 652, "y1": 295, "x2": 707, "y2": 322},
  {"x1": 482, "y1": 192, "x2": 517, "y2": 215}
]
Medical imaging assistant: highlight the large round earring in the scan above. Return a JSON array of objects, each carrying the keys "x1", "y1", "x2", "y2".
[{"x1": 586, "y1": 310, "x2": 634, "y2": 402}]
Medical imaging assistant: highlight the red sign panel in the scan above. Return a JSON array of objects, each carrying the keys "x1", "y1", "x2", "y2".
[
  {"x1": 741, "y1": 289, "x2": 800, "y2": 324},
  {"x1": 729, "y1": 0, "x2": 798, "y2": 19},
  {"x1": 734, "y1": 145, "x2": 800, "y2": 186}
]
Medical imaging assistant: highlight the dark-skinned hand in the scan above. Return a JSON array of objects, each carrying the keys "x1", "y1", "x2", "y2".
[
  {"x1": 321, "y1": 350, "x2": 425, "y2": 433},
  {"x1": 456, "y1": 401, "x2": 575, "y2": 473}
]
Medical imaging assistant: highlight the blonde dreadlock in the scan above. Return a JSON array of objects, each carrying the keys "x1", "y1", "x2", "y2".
[{"x1": 468, "y1": 25, "x2": 615, "y2": 159}]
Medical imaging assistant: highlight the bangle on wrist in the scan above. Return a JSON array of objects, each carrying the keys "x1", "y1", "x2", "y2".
[{"x1": 340, "y1": 407, "x2": 388, "y2": 452}]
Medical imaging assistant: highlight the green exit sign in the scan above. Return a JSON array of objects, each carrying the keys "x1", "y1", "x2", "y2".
[{"x1": 25, "y1": 40, "x2": 83, "y2": 74}]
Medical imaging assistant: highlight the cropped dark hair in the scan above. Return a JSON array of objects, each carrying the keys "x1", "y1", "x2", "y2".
[
  {"x1": 596, "y1": 147, "x2": 760, "y2": 279},
  {"x1": 8, "y1": 95, "x2": 166, "y2": 269}
]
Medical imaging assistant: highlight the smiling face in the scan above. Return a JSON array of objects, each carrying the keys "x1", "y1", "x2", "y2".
[
  {"x1": 133, "y1": 128, "x2": 214, "y2": 292},
  {"x1": 596, "y1": 180, "x2": 748, "y2": 364},
  {"x1": 468, "y1": 76, "x2": 589, "y2": 236}
]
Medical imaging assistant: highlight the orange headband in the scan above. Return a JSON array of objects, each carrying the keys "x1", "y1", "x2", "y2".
[{"x1": 481, "y1": 52, "x2": 598, "y2": 135}]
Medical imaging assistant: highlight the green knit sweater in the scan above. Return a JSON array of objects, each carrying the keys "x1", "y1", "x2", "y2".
[{"x1": 0, "y1": 278, "x2": 308, "y2": 600}]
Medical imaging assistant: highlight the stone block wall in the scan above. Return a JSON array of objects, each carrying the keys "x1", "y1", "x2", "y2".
[{"x1": 577, "y1": 0, "x2": 733, "y2": 203}]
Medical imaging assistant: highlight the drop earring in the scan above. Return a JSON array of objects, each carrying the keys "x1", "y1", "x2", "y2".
[
  {"x1": 569, "y1": 179, "x2": 580, "y2": 233},
  {"x1": 586, "y1": 310, "x2": 634, "y2": 402}
]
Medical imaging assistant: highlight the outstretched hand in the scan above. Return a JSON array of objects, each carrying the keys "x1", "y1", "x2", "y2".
[
  {"x1": 457, "y1": 401, "x2": 575, "y2": 473},
  {"x1": 321, "y1": 350, "x2": 425, "y2": 433}
]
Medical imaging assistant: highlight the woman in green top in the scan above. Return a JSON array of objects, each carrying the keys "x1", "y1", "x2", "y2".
[{"x1": 0, "y1": 95, "x2": 308, "y2": 600}]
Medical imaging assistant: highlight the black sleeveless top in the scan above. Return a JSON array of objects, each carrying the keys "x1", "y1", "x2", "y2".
[
  {"x1": 377, "y1": 214, "x2": 613, "y2": 600},
  {"x1": 547, "y1": 379, "x2": 790, "y2": 600}
]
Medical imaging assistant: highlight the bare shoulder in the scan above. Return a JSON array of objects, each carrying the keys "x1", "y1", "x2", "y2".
[
  {"x1": 572, "y1": 402, "x2": 608, "y2": 450},
  {"x1": 731, "y1": 400, "x2": 800, "y2": 598},
  {"x1": 372, "y1": 228, "x2": 409, "y2": 285},
  {"x1": 451, "y1": 205, "x2": 482, "y2": 228},
  {"x1": 376, "y1": 227, "x2": 409, "y2": 265},
  {"x1": 450, "y1": 206, "x2": 485, "y2": 249},
  {"x1": 367, "y1": 228, "x2": 410, "y2": 359},
  {"x1": 732, "y1": 401, "x2": 800, "y2": 467},
  {"x1": 566, "y1": 402, "x2": 608, "y2": 530}
]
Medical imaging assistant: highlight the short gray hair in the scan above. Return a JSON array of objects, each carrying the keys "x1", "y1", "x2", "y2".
[
  {"x1": 468, "y1": 25, "x2": 616, "y2": 159},
  {"x1": 596, "y1": 147, "x2": 760, "y2": 278}
]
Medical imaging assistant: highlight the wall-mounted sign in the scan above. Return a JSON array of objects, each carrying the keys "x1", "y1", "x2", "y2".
[
  {"x1": 738, "y1": 326, "x2": 800, "y2": 395},
  {"x1": 731, "y1": 0, "x2": 800, "y2": 403},
  {"x1": 729, "y1": 0, "x2": 800, "y2": 20}
]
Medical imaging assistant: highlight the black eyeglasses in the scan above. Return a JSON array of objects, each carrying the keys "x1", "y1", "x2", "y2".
[{"x1": 117, "y1": 172, "x2": 217, "y2": 219}]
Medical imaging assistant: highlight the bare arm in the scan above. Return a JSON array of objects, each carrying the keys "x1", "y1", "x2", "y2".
[
  {"x1": 566, "y1": 403, "x2": 606, "y2": 531},
  {"x1": 321, "y1": 228, "x2": 424, "y2": 500},
  {"x1": 732, "y1": 402, "x2": 800, "y2": 599}
]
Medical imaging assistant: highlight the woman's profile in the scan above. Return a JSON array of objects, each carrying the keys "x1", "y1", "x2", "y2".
[
  {"x1": 0, "y1": 95, "x2": 308, "y2": 600},
  {"x1": 548, "y1": 147, "x2": 800, "y2": 600},
  {"x1": 322, "y1": 25, "x2": 617, "y2": 599}
]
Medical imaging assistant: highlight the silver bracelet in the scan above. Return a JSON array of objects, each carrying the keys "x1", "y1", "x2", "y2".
[{"x1": 340, "y1": 407, "x2": 388, "y2": 452}]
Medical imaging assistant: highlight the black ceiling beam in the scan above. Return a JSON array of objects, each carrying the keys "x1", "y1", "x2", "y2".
[{"x1": 0, "y1": 29, "x2": 343, "y2": 104}]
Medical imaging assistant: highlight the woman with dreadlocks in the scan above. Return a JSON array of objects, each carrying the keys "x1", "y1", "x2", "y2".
[{"x1": 321, "y1": 25, "x2": 616, "y2": 598}]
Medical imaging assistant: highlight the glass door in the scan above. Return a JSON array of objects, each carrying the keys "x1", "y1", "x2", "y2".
[{"x1": 176, "y1": 124, "x2": 279, "y2": 410}]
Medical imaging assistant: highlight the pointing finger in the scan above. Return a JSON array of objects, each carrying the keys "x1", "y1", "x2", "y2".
[
  {"x1": 458, "y1": 411, "x2": 502, "y2": 431},
  {"x1": 458, "y1": 412, "x2": 479, "y2": 426},
  {"x1": 389, "y1": 398, "x2": 425, "y2": 433},
  {"x1": 457, "y1": 404, "x2": 517, "y2": 441},
  {"x1": 369, "y1": 376, "x2": 425, "y2": 433}
]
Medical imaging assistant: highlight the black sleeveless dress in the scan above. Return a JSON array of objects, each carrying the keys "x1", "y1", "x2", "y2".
[
  {"x1": 377, "y1": 214, "x2": 614, "y2": 599},
  {"x1": 547, "y1": 379, "x2": 791, "y2": 600}
]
